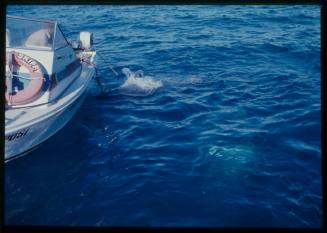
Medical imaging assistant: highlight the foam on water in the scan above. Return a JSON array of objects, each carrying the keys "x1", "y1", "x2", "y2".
[{"x1": 119, "y1": 68, "x2": 163, "y2": 96}]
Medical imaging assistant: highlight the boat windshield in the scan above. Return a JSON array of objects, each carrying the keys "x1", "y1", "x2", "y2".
[{"x1": 6, "y1": 16, "x2": 56, "y2": 51}]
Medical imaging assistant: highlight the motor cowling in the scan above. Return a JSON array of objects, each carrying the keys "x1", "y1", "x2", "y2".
[{"x1": 79, "y1": 31, "x2": 93, "y2": 50}]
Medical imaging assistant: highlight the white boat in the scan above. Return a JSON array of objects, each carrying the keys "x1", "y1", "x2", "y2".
[{"x1": 5, "y1": 16, "x2": 97, "y2": 162}]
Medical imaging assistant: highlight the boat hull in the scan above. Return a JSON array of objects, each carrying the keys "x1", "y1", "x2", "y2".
[
  {"x1": 5, "y1": 63, "x2": 95, "y2": 162},
  {"x1": 5, "y1": 91, "x2": 86, "y2": 162}
]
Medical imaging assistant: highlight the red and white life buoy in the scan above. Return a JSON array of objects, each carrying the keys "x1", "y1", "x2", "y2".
[{"x1": 6, "y1": 51, "x2": 45, "y2": 105}]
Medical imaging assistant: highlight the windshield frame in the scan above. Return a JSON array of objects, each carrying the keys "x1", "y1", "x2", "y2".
[
  {"x1": 6, "y1": 15, "x2": 67, "y2": 51},
  {"x1": 54, "y1": 24, "x2": 70, "y2": 51}
]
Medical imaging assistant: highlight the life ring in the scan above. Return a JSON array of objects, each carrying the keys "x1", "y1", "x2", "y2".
[{"x1": 6, "y1": 51, "x2": 45, "y2": 105}]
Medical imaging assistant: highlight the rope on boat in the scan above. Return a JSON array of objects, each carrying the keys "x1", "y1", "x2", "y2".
[
  {"x1": 96, "y1": 52, "x2": 118, "y2": 77},
  {"x1": 92, "y1": 50, "x2": 121, "y2": 94},
  {"x1": 95, "y1": 67, "x2": 107, "y2": 94}
]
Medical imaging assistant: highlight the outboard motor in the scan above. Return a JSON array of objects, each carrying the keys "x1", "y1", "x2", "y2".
[
  {"x1": 70, "y1": 39, "x2": 82, "y2": 50},
  {"x1": 79, "y1": 31, "x2": 93, "y2": 50},
  {"x1": 69, "y1": 31, "x2": 93, "y2": 51}
]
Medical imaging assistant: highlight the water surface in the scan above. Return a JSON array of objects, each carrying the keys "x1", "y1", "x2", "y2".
[{"x1": 5, "y1": 5, "x2": 322, "y2": 227}]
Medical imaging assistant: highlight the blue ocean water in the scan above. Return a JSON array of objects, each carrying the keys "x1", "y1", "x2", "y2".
[{"x1": 5, "y1": 5, "x2": 322, "y2": 227}]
